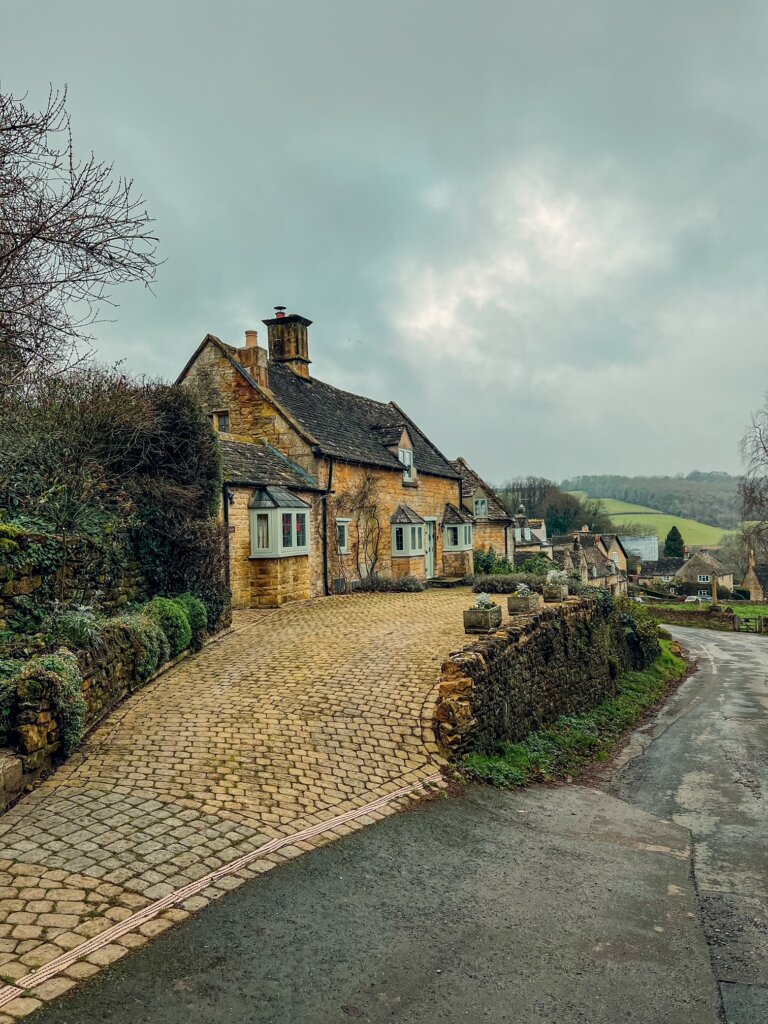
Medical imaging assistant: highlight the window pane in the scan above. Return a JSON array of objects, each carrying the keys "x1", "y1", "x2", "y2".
[
  {"x1": 256, "y1": 513, "x2": 270, "y2": 550},
  {"x1": 395, "y1": 526, "x2": 404, "y2": 552},
  {"x1": 217, "y1": 412, "x2": 230, "y2": 432},
  {"x1": 336, "y1": 522, "x2": 347, "y2": 550},
  {"x1": 282, "y1": 513, "x2": 293, "y2": 548},
  {"x1": 296, "y1": 513, "x2": 307, "y2": 548}
]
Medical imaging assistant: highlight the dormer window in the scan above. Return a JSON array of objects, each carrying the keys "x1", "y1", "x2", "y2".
[
  {"x1": 399, "y1": 448, "x2": 414, "y2": 483},
  {"x1": 473, "y1": 497, "x2": 488, "y2": 518},
  {"x1": 698, "y1": 574, "x2": 711, "y2": 583}
]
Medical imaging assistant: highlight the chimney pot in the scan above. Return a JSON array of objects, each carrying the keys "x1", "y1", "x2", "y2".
[
  {"x1": 274, "y1": 305, "x2": 286, "y2": 319},
  {"x1": 244, "y1": 329, "x2": 258, "y2": 349}
]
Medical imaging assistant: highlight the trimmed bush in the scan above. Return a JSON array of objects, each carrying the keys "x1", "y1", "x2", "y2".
[
  {"x1": 144, "y1": 597, "x2": 192, "y2": 657},
  {"x1": 356, "y1": 575, "x2": 425, "y2": 593},
  {"x1": 472, "y1": 573, "x2": 546, "y2": 594},
  {"x1": 173, "y1": 593, "x2": 208, "y2": 648},
  {"x1": 108, "y1": 613, "x2": 170, "y2": 683}
]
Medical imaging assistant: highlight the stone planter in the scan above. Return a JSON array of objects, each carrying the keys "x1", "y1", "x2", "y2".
[
  {"x1": 543, "y1": 585, "x2": 568, "y2": 603},
  {"x1": 463, "y1": 605, "x2": 503, "y2": 634},
  {"x1": 507, "y1": 593, "x2": 542, "y2": 615}
]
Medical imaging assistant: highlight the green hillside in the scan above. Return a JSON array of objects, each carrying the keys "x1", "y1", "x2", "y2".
[{"x1": 594, "y1": 498, "x2": 734, "y2": 547}]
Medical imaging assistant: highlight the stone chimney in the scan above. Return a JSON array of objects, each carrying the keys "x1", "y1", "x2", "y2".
[
  {"x1": 236, "y1": 329, "x2": 269, "y2": 388},
  {"x1": 262, "y1": 307, "x2": 312, "y2": 378}
]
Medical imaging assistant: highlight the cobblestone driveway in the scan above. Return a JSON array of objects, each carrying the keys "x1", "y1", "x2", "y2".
[{"x1": 0, "y1": 589, "x2": 472, "y2": 1018}]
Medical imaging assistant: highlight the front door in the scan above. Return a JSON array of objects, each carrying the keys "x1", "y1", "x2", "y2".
[{"x1": 425, "y1": 520, "x2": 436, "y2": 579}]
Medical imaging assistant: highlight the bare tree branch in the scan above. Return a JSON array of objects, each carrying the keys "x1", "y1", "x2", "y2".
[{"x1": 0, "y1": 86, "x2": 159, "y2": 389}]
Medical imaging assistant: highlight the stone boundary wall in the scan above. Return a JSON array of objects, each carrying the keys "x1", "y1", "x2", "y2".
[
  {"x1": 650, "y1": 607, "x2": 738, "y2": 631},
  {"x1": 0, "y1": 530, "x2": 146, "y2": 632},
  {"x1": 2, "y1": 636, "x2": 197, "y2": 810},
  {"x1": 434, "y1": 602, "x2": 632, "y2": 758}
]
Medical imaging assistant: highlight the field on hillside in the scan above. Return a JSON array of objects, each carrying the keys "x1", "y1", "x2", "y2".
[{"x1": 573, "y1": 495, "x2": 735, "y2": 546}]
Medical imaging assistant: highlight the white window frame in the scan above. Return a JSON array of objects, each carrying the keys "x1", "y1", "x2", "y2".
[
  {"x1": 473, "y1": 496, "x2": 488, "y2": 518},
  {"x1": 392, "y1": 522, "x2": 424, "y2": 556},
  {"x1": 698, "y1": 589, "x2": 709, "y2": 597},
  {"x1": 612, "y1": 551, "x2": 619, "y2": 563},
  {"x1": 336, "y1": 518, "x2": 351, "y2": 554},
  {"x1": 444, "y1": 523, "x2": 473, "y2": 551},
  {"x1": 250, "y1": 508, "x2": 311, "y2": 558},
  {"x1": 398, "y1": 448, "x2": 415, "y2": 483},
  {"x1": 662, "y1": 575, "x2": 671, "y2": 582},
  {"x1": 697, "y1": 574, "x2": 710, "y2": 583}
]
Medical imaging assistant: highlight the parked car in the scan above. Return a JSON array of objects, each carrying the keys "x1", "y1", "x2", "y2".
[{"x1": 684, "y1": 595, "x2": 712, "y2": 604}]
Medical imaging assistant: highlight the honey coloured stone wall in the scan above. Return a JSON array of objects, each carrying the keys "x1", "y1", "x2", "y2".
[
  {"x1": 329, "y1": 462, "x2": 462, "y2": 586},
  {"x1": 473, "y1": 521, "x2": 510, "y2": 557},
  {"x1": 434, "y1": 601, "x2": 640, "y2": 758},
  {"x1": 249, "y1": 554, "x2": 311, "y2": 608},
  {"x1": 180, "y1": 339, "x2": 321, "y2": 479}
]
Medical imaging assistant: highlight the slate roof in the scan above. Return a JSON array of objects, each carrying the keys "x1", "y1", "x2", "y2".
[
  {"x1": 219, "y1": 439, "x2": 321, "y2": 490},
  {"x1": 179, "y1": 335, "x2": 458, "y2": 480},
  {"x1": 752, "y1": 564, "x2": 768, "y2": 591},
  {"x1": 266, "y1": 363, "x2": 458, "y2": 478},
  {"x1": 442, "y1": 503, "x2": 473, "y2": 526},
  {"x1": 638, "y1": 557, "x2": 686, "y2": 578},
  {"x1": 390, "y1": 504, "x2": 425, "y2": 525},
  {"x1": 585, "y1": 548, "x2": 616, "y2": 578},
  {"x1": 449, "y1": 457, "x2": 511, "y2": 521},
  {"x1": 550, "y1": 533, "x2": 601, "y2": 548}
]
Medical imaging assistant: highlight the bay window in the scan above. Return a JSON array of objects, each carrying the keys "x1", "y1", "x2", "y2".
[
  {"x1": 444, "y1": 523, "x2": 473, "y2": 551},
  {"x1": 249, "y1": 487, "x2": 311, "y2": 558},
  {"x1": 392, "y1": 523, "x2": 424, "y2": 556}
]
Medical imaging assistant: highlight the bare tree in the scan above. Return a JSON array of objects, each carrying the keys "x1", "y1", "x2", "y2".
[
  {"x1": 0, "y1": 87, "x2": 158, "y2": 388},
  {"x1": 740, "y1": 399, "x2": 768, "y2": 556}
]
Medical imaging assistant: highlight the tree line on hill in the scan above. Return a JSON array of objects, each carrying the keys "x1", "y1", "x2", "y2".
[
  {"x1": 561, "y1": 472, "x2": 741, "y2": 530},
  {"x1": 494, "y1": 477, "x2": 614, "y2": 537}
]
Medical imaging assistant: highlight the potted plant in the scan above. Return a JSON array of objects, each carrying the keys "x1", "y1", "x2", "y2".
[
  {"x1": 543, "y1": 569, "x2": 569, "y2": 603},
  {"x1": 463, "y1": 593, "x2": 503, "y2": 634},
  {"x1": 507, "y1": 583, "x2": 542, "y2": 615}
]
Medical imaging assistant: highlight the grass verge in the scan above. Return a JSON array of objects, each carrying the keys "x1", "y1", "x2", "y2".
[{"x1": 461, "y1": 639, "x2": 687, "y2": 788}]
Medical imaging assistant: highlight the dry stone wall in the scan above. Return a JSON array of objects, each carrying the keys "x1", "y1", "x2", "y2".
[{"x1": 434, "y1": 601, "x2": 632, "y2": 757}]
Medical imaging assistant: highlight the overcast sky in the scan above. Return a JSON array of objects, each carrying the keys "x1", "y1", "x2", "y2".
[{"x1": 3, "y1": 1, "x2": 767, "y2": 482}]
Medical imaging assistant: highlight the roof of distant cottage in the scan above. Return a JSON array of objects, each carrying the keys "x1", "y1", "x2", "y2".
[
  {"x1": 449, "y1": 457, "x2": 511, "y2": 521},
  {"x1": 638, "y1": 557, "x2": 686, "y2": 577},
  {"x1": 219, "y1": 439, "x2": 321, "y2": 490}
]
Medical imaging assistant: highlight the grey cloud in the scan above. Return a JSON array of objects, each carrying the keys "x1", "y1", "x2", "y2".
[{"x1": 2, "y1": 0, "x2": 768, "y2": 479}]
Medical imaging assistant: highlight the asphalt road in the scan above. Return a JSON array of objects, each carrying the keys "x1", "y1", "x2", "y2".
[
  {"x1": 28, "y1": 627, "x2": 767, "y2": 1024},
  {"x1": 610, "y1": 627, "x2": 768, "y2": 1023}
]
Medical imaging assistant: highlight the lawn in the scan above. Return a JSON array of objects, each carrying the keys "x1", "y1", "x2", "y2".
[
  {"x1": 655, "y1": 601, "x2": 768, "y2": 620},
  {"x1": 590, "y1": 497, "x2": 734, "y2": 547}
]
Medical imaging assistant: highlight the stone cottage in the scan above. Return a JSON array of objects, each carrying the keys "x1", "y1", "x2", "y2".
[
  {"x1": 450, "y1": 457, "x2": 513, "y2": 557},
  {"x1": 551, "y1": 530, "x2": 628, "y2": 595},
  {"x1": 178, "y1": 310, "x2": 470, "y2": 607},
  {"x1": 742, "y1": 551, "x2": 768, "y2": 601},
  {"x1": 638, "y1": 551, "x2": 733, "y2": 597}
]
